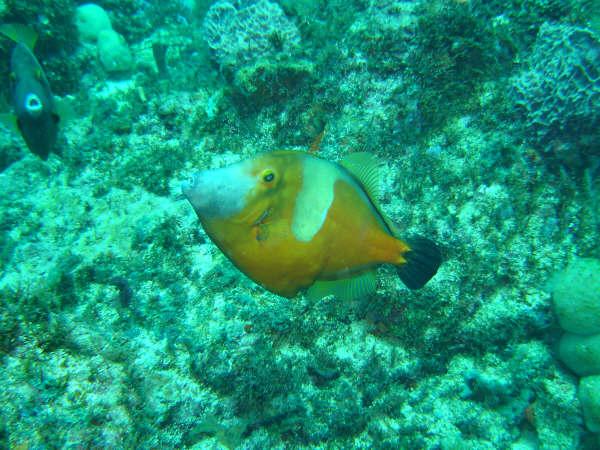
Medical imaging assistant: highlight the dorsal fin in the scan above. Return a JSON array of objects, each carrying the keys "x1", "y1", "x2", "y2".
[
  {"x1": 340, "y1": 152, "x2": 382, "y2": 202},
  {"x1": 0, "y1": 23, "x2": 38, "y2": 51},
  {"x1": 306, "y1": 270, "x2": 377, "y2": 301},
  {"x1": 340, "y1": 152, "x2": 400, "y2": 234}
]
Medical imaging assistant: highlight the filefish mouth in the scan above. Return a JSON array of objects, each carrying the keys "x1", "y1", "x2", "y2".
[
  {"x1": 181, "y1": 174, "x2": 197, "y2": 195},
  {"x1": 174, "y1": 176, "x2": 193, "y2": 200},
  {"x1": 181, "y1": 163, "x2": 254, "y2": 219},
  {"x1": 181, "y1": 174, "x2": 203, "y2": 208}
]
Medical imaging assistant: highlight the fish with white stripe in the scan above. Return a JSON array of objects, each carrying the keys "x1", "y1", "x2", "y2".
[{"x1": 182, "y1": 151, "x2": 441, "y2": 300}]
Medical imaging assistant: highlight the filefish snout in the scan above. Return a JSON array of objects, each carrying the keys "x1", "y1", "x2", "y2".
[
  {"x1": 182, "y1": 161, "x2": 254, "y2": 220},
  {"x1": 180, "y1": 173, "x2": 199, "y2": 195}
]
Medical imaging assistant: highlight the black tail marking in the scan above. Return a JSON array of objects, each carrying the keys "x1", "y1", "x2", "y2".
[{"x1": 397, "y1": 236, "x2": 442, "y2": 289}]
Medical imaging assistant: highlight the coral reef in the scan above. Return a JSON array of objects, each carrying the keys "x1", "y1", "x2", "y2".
[
  {"x1": 551, "y1": 257, "x2": 600, "y2": 437},
  {"x1": 75, "y1": 3, "x2": 112, "y2": 43},
  {"x1": 203, "y1": 0, "x2": 300, "y2": 71},
  {"x1": 202, "y1": 0, "x2": 312, "y2": 106},
  {"x1": 1, "y1": 0, "x2": 599, "y2": 448},
  {"x1": 512, "y1": 22, "x2": 600, "y2": 165}
]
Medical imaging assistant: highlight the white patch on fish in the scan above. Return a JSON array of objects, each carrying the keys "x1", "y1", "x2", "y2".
[{"x1": 291, "y1": 157, "x2": 339, "y2": 242}]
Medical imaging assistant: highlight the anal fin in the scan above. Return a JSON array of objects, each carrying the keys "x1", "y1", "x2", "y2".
[{"x1": 306, "y1": 270, "x2": 377, "y2": 301}]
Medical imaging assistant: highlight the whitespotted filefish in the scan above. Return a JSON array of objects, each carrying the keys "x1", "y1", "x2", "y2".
[{"x1": 182, "y1": 151, "x2": 441, "y2": 300}]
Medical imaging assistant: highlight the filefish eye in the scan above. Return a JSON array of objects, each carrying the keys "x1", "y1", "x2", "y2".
[
  {"x1": 24, "y1": 93, "x2": 43, "y2": 117},
  {"x1": 262, "y1": 170, "x2": 275, "y2": 183}
]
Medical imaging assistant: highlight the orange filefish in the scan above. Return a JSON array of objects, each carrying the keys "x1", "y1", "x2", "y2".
[{"x1": 182, "y1": 151, "x2": 441, "y2": 300}]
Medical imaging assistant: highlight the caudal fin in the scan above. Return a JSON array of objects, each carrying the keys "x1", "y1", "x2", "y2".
[
  {"x1": 0, "y1": 24, "x2": 38, "y2": 50},
  {"x1": 397, "y1": 236, "x2": 442, "y2": 289}
]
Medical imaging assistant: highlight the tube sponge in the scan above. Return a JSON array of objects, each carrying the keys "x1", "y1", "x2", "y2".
[
  {"x1": 551, "y1": 257, "x2": 600, "y2": 435},
  {"x1": 97, "y1": 29, "x2": 133, "y2": 73},
  {"x1": 75, "y1": 3, "x2": 112, "y2": 43},
  {"x1": 550, "y1": 258, "x2": 600, "y2": 335},
  {"x1": 579, "y1": 375, "x2": 600, "y2": 432},
  {"x1": 559, "y1": 333, "x2": 600, "y2": 376}
]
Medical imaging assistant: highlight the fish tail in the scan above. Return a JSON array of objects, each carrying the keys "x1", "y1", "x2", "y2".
[
  {"x1": 396, "y1": 236, "x2": 442, "y2": 289},
  {"x1": 0, "y1": 23, "x2": 38, "y2": 51}
]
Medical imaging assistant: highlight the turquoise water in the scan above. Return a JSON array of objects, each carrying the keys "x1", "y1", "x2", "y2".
[{"x1": 0, "y1": 0, "x2": 599, "y2": 448}]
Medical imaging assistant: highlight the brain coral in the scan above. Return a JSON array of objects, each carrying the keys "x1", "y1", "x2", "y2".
[
  {"x1": 512, "y1": 22, "x2": 600, "y2": 150},
  {"x1": 203, "y1": 0, "x2": 301, "y2": 72}
]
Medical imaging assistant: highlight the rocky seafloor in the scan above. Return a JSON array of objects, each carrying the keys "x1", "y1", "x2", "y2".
[{"x1": 1, "y1": 0, "x2": 599, "y2": 448}]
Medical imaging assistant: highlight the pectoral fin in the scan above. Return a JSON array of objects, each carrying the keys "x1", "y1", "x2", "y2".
[
  {"x1": 0, "y1": 113, "x2": 20, "y2": 135},
  {"x1": 54, "y1": 95, "x2": 76, "y2": 125}
]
